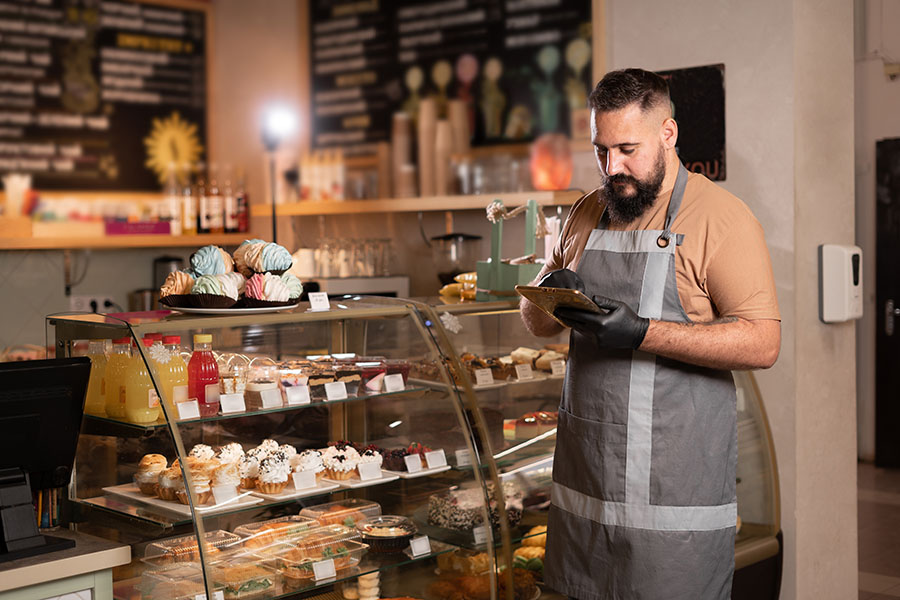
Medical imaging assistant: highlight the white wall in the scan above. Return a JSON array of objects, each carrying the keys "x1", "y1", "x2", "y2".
[{"x1": 608, "y1": 1, "x2": 856, "y2": 599}]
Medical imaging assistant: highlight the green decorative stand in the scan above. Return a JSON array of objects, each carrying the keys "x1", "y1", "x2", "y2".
[{"x1": 476, "y1": 199, "x2": 543, "y2": 301}]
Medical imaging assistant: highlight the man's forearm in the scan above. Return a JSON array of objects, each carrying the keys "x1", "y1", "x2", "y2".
[{"x1": 639, "y1": 317, "x2": 780, "y2": 370}]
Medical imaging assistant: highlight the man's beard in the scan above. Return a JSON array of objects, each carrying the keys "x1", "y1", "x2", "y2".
[{"x1": 600, "y1": 147, "x2": 666, "y2": 224}]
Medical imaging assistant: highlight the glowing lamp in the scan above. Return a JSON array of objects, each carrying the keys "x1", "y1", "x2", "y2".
[
  {"x1": 529, "y1": 133, "x2": 573, "y2": 191},
  {"x1": 261, "y1": 104, "x2": 297, "y2": 243}
]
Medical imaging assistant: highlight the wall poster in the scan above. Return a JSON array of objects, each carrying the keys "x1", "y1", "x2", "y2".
[
  {"x1": 0, "y1": 0, "x2": 208, "y2": 190},
  {"x1": 308, "y1": 0, "x2": 593, "y2": 156}
]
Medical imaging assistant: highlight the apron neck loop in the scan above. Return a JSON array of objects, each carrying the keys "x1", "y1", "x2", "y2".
[{"x1": 658, "y1": 162, "x2": 689, "y2": 248}]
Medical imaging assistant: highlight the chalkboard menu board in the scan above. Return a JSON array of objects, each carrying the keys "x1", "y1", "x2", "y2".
[
  {"x1": 659, "y1": 63, "x2": 725, "y2": 181},
  {"x1": 0, "y1": 0, "x2": 208, "y2": 191},
  {"x1": 308, "y1": 0, "x2": 593, "y2": 156}
]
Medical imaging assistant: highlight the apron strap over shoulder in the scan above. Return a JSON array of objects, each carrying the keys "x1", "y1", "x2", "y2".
[{"x1": 658, "y1": 162, "x2": 689, "y2": 247}]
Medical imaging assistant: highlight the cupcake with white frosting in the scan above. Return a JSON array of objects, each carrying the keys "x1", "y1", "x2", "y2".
[
  {"x1": 257, "y1": 454, "x2": 291, "y2": 493},
  {"x1": 189, "y1": 444, "x2": 216, "y2": 461},
  {"x1": 239, "y1": 453, "x2": 261, "y2": 489},
  {"x1": 295, "y1": 449, "x2": 326, "y2": 481},
  {"x1": 215, "y1": 443, "x2": 245, "y2": 464},
  {"x1": 321, "y1": 444, "x2": 360, "y2": 480}
]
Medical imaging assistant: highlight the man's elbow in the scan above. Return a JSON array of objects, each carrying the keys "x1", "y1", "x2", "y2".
[{"x1": 754, "y1": 325, "x2": 781, "y2": 370}]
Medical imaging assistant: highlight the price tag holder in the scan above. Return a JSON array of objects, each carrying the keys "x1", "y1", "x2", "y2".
[
  {"x1": 474, "y1": 368, "x2": 494, "y2": 386},
  {"x1": 285, "y1": 385, "x2": 311, "y2": 406},
  {"x1": 473, "y1": 525, "x2": 489, "y2": 545},
  {"x1": 324, "y1": 381, "x2": 348, "y2": 401},
  {"x1": 409, "y1": 535, "x2": 431, "y2": 557},
  {"x1": 550, "y1": 359, "x2": 566, "y2": 376},
  {"x1": 195, "y1": 591, "x2": 224, "y2": 600},
  {"x1": 176, "y1": 400, "x2": 200, "y2": 420},
  {"x1": 211, "y1": 485, "x2": 238, "y2": 505},
  {"x1": 358, "y1": 461, "x2": 382, "y2": 481},
  {"x1": 205, "y1": 383, "x2": 220, "y2": 405},
  {"x1": 425, "y1": 449, "x2": 447, "y2": 469},
  {"x1": 404, "y1": 454, "x2": 423, "y2": 473},
  {"x1": 515, "y1": 363, "x2": 534, "y2": 381},
  {"x1": 383, "y1": 373, "x2": 405, "y2": 393},
  {"x1": 308, "y1": 292, "x2": 331, "y2": 312},
  {"x1": 260, "y1": 388, "x2": 283, "y2": 409},
  {"x1": 455, "y1": 449, "x2": 472, "y2": 467},
  {"x1": 312, "y1": 558, "x2": 336, "y2": 581},
  {"x1": 219, "y1": 393, "x2": 246, "y2": 414},
  {"x1": 292, "y1": 470, "x2": 317, "y2": 490}
]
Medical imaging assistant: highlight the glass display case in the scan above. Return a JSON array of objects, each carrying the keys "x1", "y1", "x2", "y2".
[{"x1": 48, "y1": 296, "x2": 781, "y2": 600}]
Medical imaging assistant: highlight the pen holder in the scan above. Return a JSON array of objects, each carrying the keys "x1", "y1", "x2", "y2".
[{"x1": 476, "y1": 199, "x2": 542, "y2": 301}]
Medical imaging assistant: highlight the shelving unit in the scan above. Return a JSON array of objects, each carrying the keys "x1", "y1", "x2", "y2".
[
  {"x1": 1, "y1": 232, "x2": 249, "y2": 251},
  {"x1": 253, "y1": 190, "x2": 583, "y2": 217}
]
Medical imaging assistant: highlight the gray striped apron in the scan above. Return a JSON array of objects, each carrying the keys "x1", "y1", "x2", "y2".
[{"x1": 544, "y1": 164, "x2": 737, "y2": 600}]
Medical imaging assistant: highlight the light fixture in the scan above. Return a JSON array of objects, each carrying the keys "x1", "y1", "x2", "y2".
[{"x1": 261, "y1": 104, "x2": 297, "y2": 243}]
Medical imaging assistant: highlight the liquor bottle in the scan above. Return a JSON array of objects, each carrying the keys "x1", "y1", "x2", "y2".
[
  {"x1": 207, "y1": 163, "x2": 224, "y2": 234},
  {"x1": 164, "y1": 162, "x2": 182, "y2": 236},
  {"x1": 195, "y1": 162, "x2": 210, "y2": 234},
  {"x1": 180, "y1": 163, "x2": 197, "y2": 235},
  {"x1": 235, "y1": 167, "x2": 250, "y2": 233},
  {"x1": 223, "y1": 165, "x2": 238, "y2": 233}
]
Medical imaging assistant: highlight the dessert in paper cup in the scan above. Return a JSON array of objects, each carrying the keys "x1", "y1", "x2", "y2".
[
  {"x1": 234, "y1": 240, "x2": 293, "y2": 277},
  {"x1": 189, "y1": 273, "x2": 241, "y2": 308},
  {"x1": 240, "y1": 272, "x2": 300, "y2": 308},
  {"x1": 189, "y1": 244, "x2": 235, "y2": 276},
  {"x1": 159, "y1": 271, "x2": 195, "y2": 308}
]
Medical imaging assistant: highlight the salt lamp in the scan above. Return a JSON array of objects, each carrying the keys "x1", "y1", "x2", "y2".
[{"x1": 530, "y1": 133, "x2": 573, "y2": 190}]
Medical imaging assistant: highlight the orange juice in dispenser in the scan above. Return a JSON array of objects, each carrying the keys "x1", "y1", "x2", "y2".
[
  {"x1": 84, "y1": 339, "x2": 108, "y2": 416},
  {"x1": 124, "y1": 338, "x2": 161, "y2": 424},
  {"x1": 104, "y1": 337, "x2": 131, "y2": 419}
]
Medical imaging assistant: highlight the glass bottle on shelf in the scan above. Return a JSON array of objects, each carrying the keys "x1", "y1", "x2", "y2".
[
  {"x1": 234, "y1": 167, "x2": 249, "y2": 233},
  {"x1": 188, "y1": 334, "x2": 219, "y2": 417},
  {"x1": 195, "y1": 162, "x2": 210, "y2": 234},
  {"x1": 164, "y1": 162, "x2": 182, "y2": 236},
  {"x1": 124, "y1": 338, "x2": 160, "y2": 424},
  {"x1": 84, "y1": 339, "x2": 107, "y2": 417},
  {"x1": 207, "y1": 163, "x2": 224, "y2": 234},
  {"x1": 148, "y1": 335, "x2": 189, "y2": 418},
  {"x1": 180, "y1": 163, "x2": 197, "y2": 236},
  {"x1": 104, "y1": 337, "x2": 131, "y2": 419},
  {"x1": 223, "y1": 165, "x2": 238, "y2": 233}
]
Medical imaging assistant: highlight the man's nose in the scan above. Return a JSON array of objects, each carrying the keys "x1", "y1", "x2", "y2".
[{"x1": 606, "y1": 152, "x2": 625, "y2": 176}]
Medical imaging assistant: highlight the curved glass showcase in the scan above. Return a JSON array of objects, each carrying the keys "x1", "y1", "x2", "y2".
[{"x1": 48, "y1": 297, "x2": 781, "y2": 600}]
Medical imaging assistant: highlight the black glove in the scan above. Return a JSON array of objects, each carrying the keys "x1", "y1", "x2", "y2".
[
  {"x1": 554, "y1": 295, "x2": 650, "y2": 350},
  {"x1": 538, "y1": 268, "x2": 585, "y2": 293}
]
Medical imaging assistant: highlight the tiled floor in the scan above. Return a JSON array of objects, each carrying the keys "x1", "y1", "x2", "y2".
[{"x1": 859, "y1": 462, "x2": 900, "y2": 599}]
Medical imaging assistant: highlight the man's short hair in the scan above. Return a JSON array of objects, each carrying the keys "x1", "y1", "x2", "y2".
[{"x1": 588, "y1": 68, "x2": 670, "y2": 114}]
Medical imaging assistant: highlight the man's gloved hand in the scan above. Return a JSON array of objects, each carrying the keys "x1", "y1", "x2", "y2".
[
  {"x1": 537, "y1": 268, "x2": 585, "y2": 292},
  {"x1": 554, "y1": 295, "x2": 650, "y2": 350}
]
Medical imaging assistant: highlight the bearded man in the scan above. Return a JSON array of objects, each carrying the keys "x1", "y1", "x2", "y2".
[{"x1": 520, "y1": 68, "x2": 781, "y2": 600}]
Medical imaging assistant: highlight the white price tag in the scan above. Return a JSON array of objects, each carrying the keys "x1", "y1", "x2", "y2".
[
  {"x1": 292, "y1": 470, "x2": 317, "y2": 490},
  {"x1": 425, "y1": 449, "x2": 447, "y2": 469},
  {"x1": 204, "y1": 383, "x2": 220, "y2": 404},
  {"x1": 172, "y1": 385, "x2": 188, "y2": 404},
  {"x1": 285, "y1": 385, "x2": 311, "y2": 406},
  {"x1": 515, "y1": 363, "x2": 534, "y2": 380},
  {"x1": 196, "y1": 593, "x2": 223, "y2": 600},
  {"x1": 312, "y1": 558, "x2": 336, "y2": 581},
  {"x1": 409, "y1": 535, "x2": 431, "y2": 557},
  {"x1": 383, "y1": 373, "x2": 405, "y2": 393},
  {"x1": 308, "y1": 292, "x2": 331, "y2": 312},
  {"x1": 219, "y1": 393, "x2": 246, "y2": 414},
  {"x1": 260, "y1": 388, "x2": 283, "y2": 408},
  {"x1": 176, "y1": 400, "x2": 200, "y2": 420},
  {"x1": 325, "y1": 381, "x2": 348, "y2": 401},
  {"x1": 550, "y1": 359, "x2": 566, "y2": 376},
  {"x1": 455, "y1": 449, "x2": 472, "y2": 467},
  {"x1": 474, "y1": 368, "x2": 494, "y2": 386},
  {"x1": 404, "y1": 454, "x2": 423, "y2": 473},
  {"x1": 473, "y1": 525, "x2": 489, "y2": 545},
  {"x1": 357, "y1": 461, "x2": 382, "y2": 480},
  {"x1": 211, "y1": 485, "x2": 238, "y2": 505}
]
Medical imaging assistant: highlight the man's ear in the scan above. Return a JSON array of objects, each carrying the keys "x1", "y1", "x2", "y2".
[{"x1": 661, "y1": 117, "x2": 678, "y2": 150}]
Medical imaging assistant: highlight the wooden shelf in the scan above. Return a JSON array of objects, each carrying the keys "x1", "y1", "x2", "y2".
[
  {"x1": 1, "y1": 232, "x2": 249, "y2": 250},
  {"x1": 253, "y1": 190, "x2": 583, "y2": 217}
]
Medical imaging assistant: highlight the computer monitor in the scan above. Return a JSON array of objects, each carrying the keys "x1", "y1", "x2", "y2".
[{"x1": 0, "y1": 357, "x2": 90, "y2": 563}]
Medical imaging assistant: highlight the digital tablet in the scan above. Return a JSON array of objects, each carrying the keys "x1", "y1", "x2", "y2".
[{"x1": 515, "y1": 285, "x2": 601, "y2": 326}]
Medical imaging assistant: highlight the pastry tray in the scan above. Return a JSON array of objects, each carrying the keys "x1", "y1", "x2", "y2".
[
  {"x1": 321, "y1": 471, "x2": 400, "y2": 489},
  {"x1": 383, "y1": 464, "x2": 452, "y2": 479},
  {"x1": 249, "y1": 479, "x2": 341, "y2": 501},
  {"x1": 103, "y1": 483, "x2": 263, "y2": 515}
]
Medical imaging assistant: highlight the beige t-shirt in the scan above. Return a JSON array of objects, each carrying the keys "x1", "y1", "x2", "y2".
[{"x1": 545, "y1": 172, "x2": 781, "y2": 323}]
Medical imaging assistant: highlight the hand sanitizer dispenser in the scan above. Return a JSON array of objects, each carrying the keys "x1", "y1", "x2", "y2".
[{"x1": 818, "y1": 244, "x2": 863, "y2": 323}]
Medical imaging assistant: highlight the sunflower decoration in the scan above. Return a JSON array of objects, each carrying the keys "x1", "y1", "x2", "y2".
[{"x1": 143, "y1": 111, "x2": 204, "y2": 184}]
